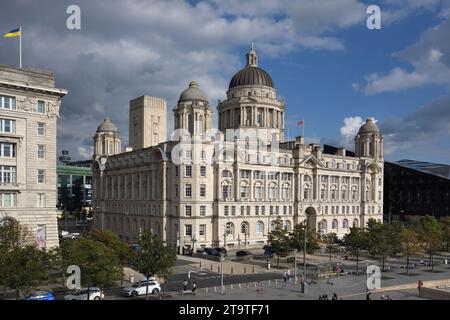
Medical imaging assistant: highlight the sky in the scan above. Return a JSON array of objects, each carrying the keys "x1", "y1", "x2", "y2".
[{"x1": 0, "y1": 0, "x2": 449, "y2": 164}]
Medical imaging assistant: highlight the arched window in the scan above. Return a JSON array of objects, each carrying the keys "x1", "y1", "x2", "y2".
[
  {"x1": 254, "y1": 183, "x2": 263, "y2": 200},
  {"x1": 341, "y1": 186, "x2": 348, "y2": 201},
  {"x1": 268, "y1": 183, "x2": 277, "y2": 200},
  {"x1": 222, "y1": 182, "x2": 231, "y2": 199},
  {"x1": 284, "y1": 155, "x2": 289, "y2": 165},
  {"x1": 320, "y1": 184, "x2": 327, "y2": 200},
  {"x1": 256, "y1": 153, "x2": 262, "y2": 163},
  {"x1": 353, "y1": 219, "x2": 359, "y2": 228},
  {"x1": 351, "y1": 186, "x2": 357, "y2": 201},
  {"x1": 256, "y1": 221, "x2": 264, "y2": 234},
  {"x1": 303, "y1": 184, "x2": 310, "y2": 200},
  {"x1": 332, "y1": 219, "x2": 338, "y2": 230},
  {"x1": 222, "y1": 170, "x2": 231, "y2": 178},
  {"x1": 343, "y1": 219, "x2": 349, "y2": 229},
  {"x1": 318, "y1": 219, "x2": 327, "y2": 232},
  {"x1": 241, "y1": 222, "x2": 249, "y2": 234},
  {"x1": 365, "y1": 186, "x2": 371, "y2": 202},
  {"x1": 225, "y1": 222, "x2": 234, "y2": 236},
  {"x1": 240, "y1": 182, "x2": 249, "y2": 199},
  {"x1": 282, "y1": 184, "x2": 290, "y2": 201},
  {"x1": 330, "y1": 185, "x2": 337, "y2": 200}
]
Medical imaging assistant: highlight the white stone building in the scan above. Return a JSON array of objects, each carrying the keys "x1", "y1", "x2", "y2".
[
  {"x1": 92, "y1": 48, "x2": 384, "y2": 252},
  {"x1": 0, "y1": 65, "x2": 68, "y2": 248}
]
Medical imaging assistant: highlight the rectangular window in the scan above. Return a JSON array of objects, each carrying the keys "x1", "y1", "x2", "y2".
[
  {"x1": 270, "y1": 206, "x2": 274, "y2": 215},
  {"x1": 255, "y1": 206, "x2": 259, "y2": 215},
  {"x1": 37, "y1": 100, "x2": 45, "y2": 113},
  {"x1": 0, "y1": 166, "x2": 16, "y2": 183},
  {"x1": 0, "y1": 95, "x2": 16, "y2": 110},
  {"x1": 289, "y1": 206, "x2": 293, "y2": 215},
  {"x1": 336, "y1": 206, "x2": 339, "y2": 214},
  {"x1": 0, "y1": 143, "x2": 16, "y2": 158},
  {"x1": 275, "y1": 206, "x2": 279, "y2": 215},
  {"x1": 185, "y1": 165, "x2": 192, "y2": 177},
  {"x1": 283, "y1": 206, "x2": 287, "y2": 215},
  {"x1": 246, "y1": 206, "x2": 250, "y2": 215},
  {"x1": 37, "y1": 123, "x2": 45, "y2": 136},
  {"x1": 37, "y1": 145, "x2": 45, "y2": 159},
  {"x1": 200, "y1": 166, "x2": 206, "y2": 177},
  {"x1": 175, "y1": 184, "x2": 179, "y2": 197},
  {"x1": 200, "y1": 206, "x2": 206, "y2": 216},
  {"x1": 231, "y1": 206, "x2": 236, "y2": 216},
  {"x1": 37, "y1": 169, "x2": 45, "y2": 184},
  {"x1": 185, "y1": 150, "x2": 192, "y2": 160},
  {"x1": 224, "y1": 206, "x2": 229, "y2": 216},
  {"x1": 222, "y1": 185, "x2": 229, "y2": 199},
  {"x1": 200, "y1": 184, "x2": 206, "y2": 197},
  {"x1": 261, "y1": 206, "x2": 265, "y2": 215},
  {"x1": 0, "y1": 193, "x2": 16, "y2": 208},
  {"x1": 175, "y1": 166, "x2": 179, "y2": 177},
  {"x1": 185, "y1": 184, "x2": 192, "y2": 197},
  {"x1": 201, "y1": 150, "x2": 206, "y2": 160},
  {"x1": 325, "y1": 206, "x2": 328, "y2": 214},
  {"x1": 199, "y1": 224, "x2": 206, "y2": 237},
  {"x1": 241, "y1": 206, "x2": 245, "y2": 215},
  {"x1": 37, "y1": 193, "x2": 45, "y2": 207},
  {"x1": 185, "y1": 224, "x2": 192, "y2": 236},
  {"x1": 0, "y1": 119, "x2": 16, "y2": 133},
  {"x1": 185, "y1": 206, "x2": 192, "y2": 217}
]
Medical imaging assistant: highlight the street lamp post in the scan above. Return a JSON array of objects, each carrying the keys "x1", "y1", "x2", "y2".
[
  {"x1": 220, "y1": 254, "x2": 224, "y2": 295},
  {"x1": 294, "y1": 249, "x2": 298, "y2": 284},
  {"x1": 303, "y1": 221, "x2": 307, "y2": 280}
]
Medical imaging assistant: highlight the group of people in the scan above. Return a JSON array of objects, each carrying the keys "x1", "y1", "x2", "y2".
[
  {"x1": 318, "y1": 293, "x2": 339, "y2": 300},
  {"x1": 182, "y1": 279, "x2": 197, "y2": 295},
  {"x1": 283, "y1": 269, "x2": 291, "y2": 283}
]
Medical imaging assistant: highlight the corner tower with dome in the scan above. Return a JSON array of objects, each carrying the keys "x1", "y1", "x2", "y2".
[{"x1": 92, "y1": 46, "x2": 384, "y2": 251}]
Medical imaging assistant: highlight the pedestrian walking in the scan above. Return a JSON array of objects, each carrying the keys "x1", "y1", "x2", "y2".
[
  {"x1": 183, "y1": 279, "x2": 188, "y2": 291},
  {"x1": 417, "y1": 280, "x2": 423, "y2": 294},
  {"x1": 283, "y1": 272, "x2": 287, "y2": 283},
  {"x1": 287, "y1": 269, "x2": 291, "y2": 282},
  {"x1": 332, "y1": 293, "x2": 338, "y2": 300},
  {"x1": 366, "y1": 292, "x2": 371, "y2": 300},
  {"x1": 192, "y1": 282, "x2": 197, "y2": 295}
]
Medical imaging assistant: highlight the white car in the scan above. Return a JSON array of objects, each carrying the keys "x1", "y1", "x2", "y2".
[
  {"x1": 122, "y1": 281, "x2": 161, "y2": 297},
  {"x1": 64, "y1": 287, "x2": 104, "y2": 300}
]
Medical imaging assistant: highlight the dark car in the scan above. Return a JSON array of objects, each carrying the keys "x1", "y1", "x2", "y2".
[
  {"x1": 214, "y1": 247, "x2": 227, "y2": 254},
  {"x1": 204, "y1": 248, "x2": 221, "y2": 256},
  {"x1": 236, "y1": 250, "x2": 252, "y2": 257},
  {"x1": 24, "y1": 291, "x2": 56, "y2": 300}
]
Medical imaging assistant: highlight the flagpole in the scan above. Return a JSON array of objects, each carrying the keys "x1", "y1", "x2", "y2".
[{"x1": 19, "y1": 26, "x2": 22, "y2": 68}]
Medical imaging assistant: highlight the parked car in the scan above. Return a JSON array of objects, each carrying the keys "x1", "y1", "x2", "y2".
[
  {"x1": 130, "y1": 244, "x2": 141, "y2": 252},
  {"x1": 236, "y1": 250, "x2": 252, "y2": 257},
  {"x1": 122, "y1": 281, "x2": 161, "y2": 297},
  {"x1": 24, "y1": 291, "x2": 56, "y2": 300},
  {"x1": 204, "y1": 248, "x2": 221, "y2": 256},
  {"x1": 64, "y1": 287, "x2": 104, "y2": 300},
  {"x1": 214, "y1": 247, "x2": 227, "y2": 254},
  {"x1": 136, "y1": 276, "x2": 156, "y2": 284}
]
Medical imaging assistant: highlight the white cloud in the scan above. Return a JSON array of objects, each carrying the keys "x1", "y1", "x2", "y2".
[
  {"x1": 339, "y1": 116, "x2": 365, "y2": 148},
  {"x1": 77, "y1": 146, "x2": 93, "y2": 159}
]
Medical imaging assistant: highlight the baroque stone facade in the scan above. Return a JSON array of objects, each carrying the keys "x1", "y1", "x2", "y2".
[
  {"x1": 0, "y1": 65, "x2": 67, "y2": 248},
  {"x1": 92, "y1": 48, "x2": 384, "y2": 251}
]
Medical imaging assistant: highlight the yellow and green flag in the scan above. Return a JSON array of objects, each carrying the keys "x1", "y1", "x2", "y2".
[{"x1": 3, "y1": 27, "x2": 21, "y2": 38}]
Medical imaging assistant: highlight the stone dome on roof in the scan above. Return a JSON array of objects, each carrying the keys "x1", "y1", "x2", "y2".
[
  {"x1": 97, "y1": 117, "x2": 119, "y2": 133},
  {"x1": 179, "y1": 81, "x2": 208, "y2": 102},
  {"x1": 228, "y1": 44, "x2": 275, "y2": 90},
  {"x1": 359, "y1": 117, "x2": 380, "y2": 134}
]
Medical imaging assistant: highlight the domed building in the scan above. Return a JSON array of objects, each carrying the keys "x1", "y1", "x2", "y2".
[{"x1": 92, "y1": 46, "x2": 384, "y2": 251}]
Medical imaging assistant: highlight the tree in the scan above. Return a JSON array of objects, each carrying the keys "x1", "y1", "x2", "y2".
[
  {"x1": 60, "y1": 238, "x2": 123, "y2": 298},
  {"x1": 133, "y1": 231, "x2": 176, "y2": 300},
  {"x1": 322, "y1": 233, "x2": 339, "y2": 262},
  {"x1": 0, "y1": 219, "x2": 34, "y2": 295},
  {"x1": 387, "y1": 221, "x2": 403, "y2": 256},
  {"x1": 268, "y1": 217, "x2": 291, "y2": 268},
  {"x1": 415, "y1": 216, "x2": 443, "y2": 271},
  {"x1": 366, "y1": 221, "x2": 391, "y2": 270},
  {"x1": 400, "y1": 228, "x2": 421, "y2": 275},
  {"x1": 439, "y1": 217, "x2": 450, "y2": 252},
  {"x1": 2, "y1": 245, "x2": 50, "y2": 299},
  {"x1": 343, "y1": 227, "x2": 368, "y2": 274}
]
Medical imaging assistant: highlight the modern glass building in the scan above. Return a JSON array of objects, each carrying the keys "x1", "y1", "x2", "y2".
[
  {"x1": 57, "y1": 165, "x2": 92, "y2": 213},
  {"x1": 384, "y1": 159, "x2": 450, "y2": 221}
]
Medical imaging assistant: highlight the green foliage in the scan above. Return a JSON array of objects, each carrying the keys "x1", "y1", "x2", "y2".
[
  {"x1": 366, "y1": 220, "x2": 392, "y2": 269},
  {"x1": 133, "y1": 231, "x2": 176, "y2": 299},
  {"x1": 268, "y1": 217, "x2": 291, "y2": 267},
  {"x1": 60, "y1": 238, "x2": 123, "y2": 289},
  {"x1": 414, "y1": 216, "x2": 444, "y2": 270},
  {"x1": 1, "y1": 245, "x2": 50, "y2": 299},
  {"x1": 343, "y1": 227, "x2": 368, "y2": 273},
  {"x1": 400, "y1": 228, "x2": 421, "y2": 274},
  {"x1": 85, "y1": 228, "x2": 135, "y2": 267},
  {"x1": 439, "y1": 216, "x2": 450, "y2": 252}
]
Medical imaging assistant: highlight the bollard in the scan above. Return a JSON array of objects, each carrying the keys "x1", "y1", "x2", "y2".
[
  {"x1": 244, "y1": 267, "x2": 246, "y2": 274},
  {"x1": 200, "y1": 261, "x2": 202, "y2": 268},
  {"x1": 211, "y1": 264, "x2": 213, "y2": 271},
  {"x1": 206, "y1": 287, "x2": 208, "y2": 293},
  {"x1": 231, "y1": 267, "x2": 233, "y2": 274},
  {"x1": 218, "y1": 266, "x2": 220, "y2": 273},
  {"x1": 252, "y1": 266, "x2": 255, "y2": 273}
]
